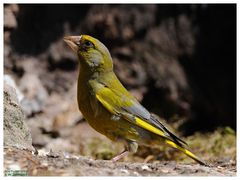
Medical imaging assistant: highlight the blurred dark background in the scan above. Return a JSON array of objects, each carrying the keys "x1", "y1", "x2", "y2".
[{"x1": 4, "y1": 4, "x2": 236, "y2": 137}]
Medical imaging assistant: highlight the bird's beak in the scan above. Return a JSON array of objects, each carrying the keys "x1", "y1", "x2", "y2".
[{"x1": 63, "y1": 36, "x2": 82, "y2": 53}]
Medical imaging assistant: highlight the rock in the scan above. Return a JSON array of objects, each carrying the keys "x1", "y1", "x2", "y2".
[
  {"x1": 16, "y1": 56, "x2": 44, "y2": 74},
  {"x1": 4, "y1": 4, "x2": 19, "y2": 29},
  {"x1": 4, "y1": 74, "x2": 24, "y2": 102},
  {"x1": 19, "y1": 73, "x2": 49, "y2": 116},
  {"x1": 4, "y1": 4, "x2": 19, "y2": 71},
  {"x1": 84, "y1": 5, "x2": 156, "y2": 42},
  {"x1": 51, "y1": 82, "x2": 83, "y2": 130},
  {"x1": 48, "y1": 38, "x2": 77, "y2": 69},
  {"x1": 27, "y1": 117, "x2": 52, "y2": 148},
  {"x1": 45, "y1": 138, "x2": 79, "y2": 154},
  {"x1": 4, "y1": 82, "x2": 34, "y2": 151}
]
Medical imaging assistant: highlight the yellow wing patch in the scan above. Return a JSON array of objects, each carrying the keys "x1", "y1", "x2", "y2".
[
  {"x1": 134, "y1": 117, "x2": 166, "y2": 137},
  {"x1": 96, "y1": 94, "x2": 117, "y2": 114}
]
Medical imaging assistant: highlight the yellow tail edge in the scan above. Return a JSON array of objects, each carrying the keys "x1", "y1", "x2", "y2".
[{"x1": 165, "y1": 139, "x2": 208, "y2": 166}]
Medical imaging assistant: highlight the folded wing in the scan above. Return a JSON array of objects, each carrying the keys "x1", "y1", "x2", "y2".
[{"x1": 95, "y1": 83, "x2": 187, "y2": 147}]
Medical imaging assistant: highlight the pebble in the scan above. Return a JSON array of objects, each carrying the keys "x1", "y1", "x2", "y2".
[
  {"x1": 141, "y1": 165, "x2": 152, "y2": 171},
  {"x1": 120, "y1": 169, "x2": 129, "y2": 174}
]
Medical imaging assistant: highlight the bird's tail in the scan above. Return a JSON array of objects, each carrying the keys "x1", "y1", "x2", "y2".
[{"x1": 165, "y1": 139, "x2": 207, "y2": 166}]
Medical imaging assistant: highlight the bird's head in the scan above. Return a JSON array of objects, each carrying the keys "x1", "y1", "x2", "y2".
[{"x1": 64, "y1": 35, "x2": 113, "y2": 73}]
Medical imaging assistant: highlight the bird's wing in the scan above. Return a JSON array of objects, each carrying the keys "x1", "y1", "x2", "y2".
[{"x1": 95, "y1": 84, "x2": 187, "y2": 146}]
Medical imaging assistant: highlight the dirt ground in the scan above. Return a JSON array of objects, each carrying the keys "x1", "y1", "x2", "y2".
[{"x1": 4, "y1": 147, "x2": 236, "y2": 176}]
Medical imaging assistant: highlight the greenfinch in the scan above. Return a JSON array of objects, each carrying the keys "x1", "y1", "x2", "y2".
[{"x1": 64, "y1": 35, "x2": 206, "y2": 165}]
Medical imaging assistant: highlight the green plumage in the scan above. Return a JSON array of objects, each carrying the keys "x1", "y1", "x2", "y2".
[{"x1": 64, "y1": 35, "x2": 207, "y2": 165}]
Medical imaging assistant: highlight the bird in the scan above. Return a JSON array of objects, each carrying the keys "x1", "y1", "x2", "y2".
[{"x1": 63, "y1": 35, "x2": 207, "y2": 165}]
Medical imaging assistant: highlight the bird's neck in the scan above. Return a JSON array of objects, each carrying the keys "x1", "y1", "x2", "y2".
[
  {"x1": 77, "y1": 65, "x2": 114, "y2": 103},
  {"x1": 78, "y1": 64, "x2": 113, "y2": 84}
]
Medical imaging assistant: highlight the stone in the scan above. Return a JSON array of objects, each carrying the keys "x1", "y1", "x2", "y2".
[
  {"x1": 4, "y1": 82, "x2": 34, "y2": 151},
  {"x1": 19, "y1": 73, "x2": 49, "y2": 116},
  {"x1": 4, "y1": 5, "x2": 18, "y2": 29},
  {"x1": 4, "y1": 74, "x2": 24, "y2": 102}
]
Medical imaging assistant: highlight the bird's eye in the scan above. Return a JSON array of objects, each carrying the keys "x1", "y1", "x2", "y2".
[{"x1": 84, "y1": 40, "x2": 94, "y2": 48}]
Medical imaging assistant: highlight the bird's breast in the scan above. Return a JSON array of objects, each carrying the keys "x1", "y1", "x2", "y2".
[{"x1": 77, "y1": 81, "x2": 113, "y2": 135}]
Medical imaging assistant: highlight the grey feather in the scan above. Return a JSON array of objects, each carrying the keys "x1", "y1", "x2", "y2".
[
  {"x1": 123, "y1": 102, "x2": 187, "y2": 147},
  {"x1": 122, "y1": 100, "x2": 151, "y2": 120}
]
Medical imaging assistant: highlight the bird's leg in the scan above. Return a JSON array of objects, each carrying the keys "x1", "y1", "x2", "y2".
[
  {"x1": 111, "y1": 149, "x2": 129, "y2": 162},
  {"x1": 111, "y1": 140, "x2": 138, "y2": 162}
]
